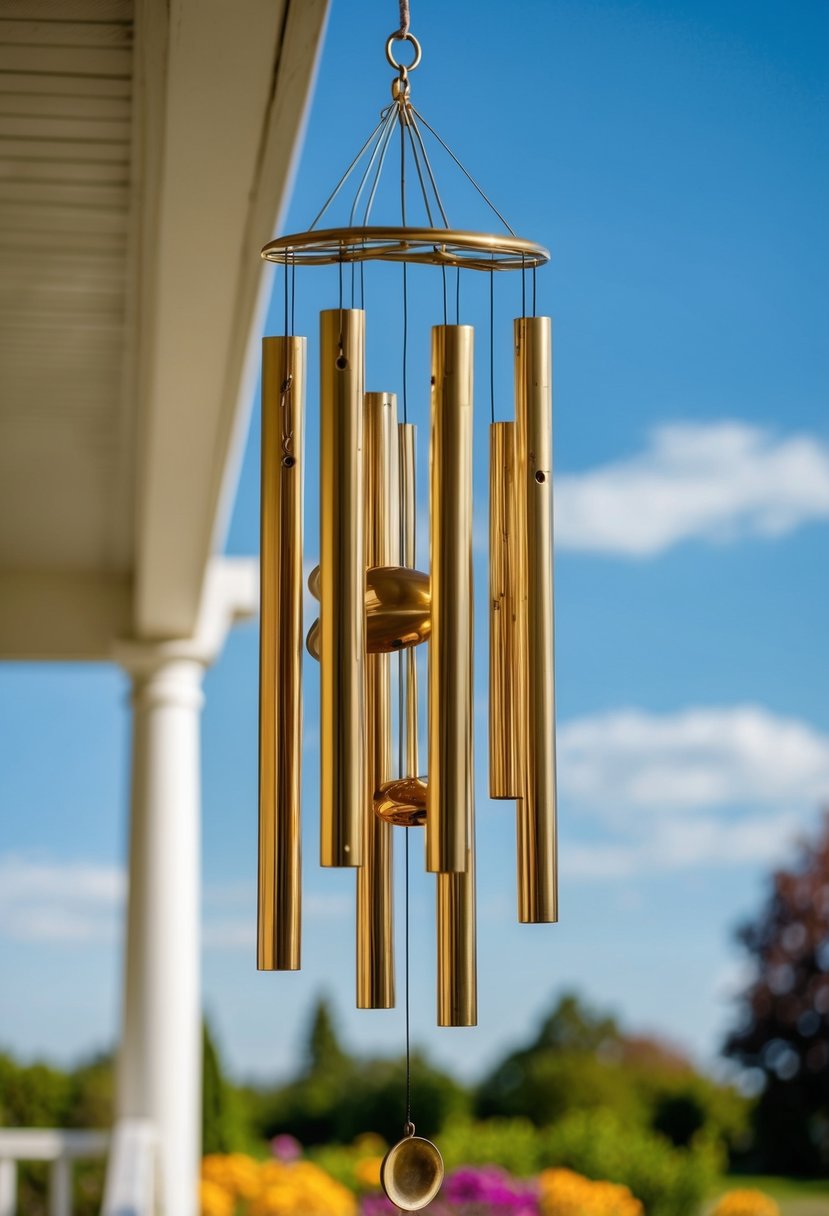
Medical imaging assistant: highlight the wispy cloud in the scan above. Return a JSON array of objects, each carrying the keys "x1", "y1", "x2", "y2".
[
  {"x1": 0, "y1": 856, "x2": 125, "y2": 943},
  {"x1": 555, "y1": 422, "x2": 829, "y2": 556},
  {"x1": 559, "y1": 705, "x2": 829, "y2": 876}
]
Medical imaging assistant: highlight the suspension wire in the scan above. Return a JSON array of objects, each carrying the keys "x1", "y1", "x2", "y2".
[
  {"x1": 490, "y1": 265, "x2": 495, "y2": 424},
  {"x1": 521, "y1": 253, "x2": 526, "y2": 319},
  {"x1": 456, "y1": 267, "x2": 461, "y2": 324},
  {"x1": 351, "y1": 105, "x2": 398, "y2": 227},
  {"x1": 532, "y1": 264, "x2": 537, "y2": 317},
  {"x1": 363, "y1": 109, "x2": 399, "y2": 226},
  {"x1": 406, "y1": 110, "x2": 450, "y2": 227},
  {"x1": 398, "y1": 0, "x2": 410, "y2": 36},
  {"x1": 410, "y1": 105, "x2": 516, "y2": 235},
  {"x1": 309, "y1": 108, "x2": 392, "y2": 231},
  {"x1": 404, "y1": 117, "x2": 437, "y2": 226},
  {"x1": 291, "y1": 260, "x2": 296, "y2": 335}
]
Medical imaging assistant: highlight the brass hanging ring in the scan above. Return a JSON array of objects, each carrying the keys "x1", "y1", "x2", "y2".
[{"x1": 386, "y1": 31, "x2": 422, "y2": 73}]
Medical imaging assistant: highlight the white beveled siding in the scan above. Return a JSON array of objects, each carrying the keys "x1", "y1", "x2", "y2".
[{"x1": 0, "y1": 0, "x2": 135, "y2": 573}]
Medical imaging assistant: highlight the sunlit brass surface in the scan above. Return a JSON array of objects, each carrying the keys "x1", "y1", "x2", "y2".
[
  {"x1": 437, "y1": 599, "x2": 477, "y2": 1026},
  {"x1": 489, "y1": 422, "x2": 526, "y2": 800},
  {"x1": 262, "y1": 226, "x2": 549, "y2": 272},
  {"x1": 320, "y1": 308, "x2": 366, "y2": 868},
  {"x1": 374, "y1": 776, "x2": 427, "y2": 827},
  {"x1": 306, "y1": 565, "x2": 430, "y2": 659},
  {"x1": 257, "y1": 336, "x2": 305, "y2": 971},
  {"x1": 514, "y1": 316, "x2": 558, "y2": 923},
  {"x1": 399, "y1": 423, "x2": 420, "y2": 776},
  {"x1": 357, "y1": 392, "x2": 398, "y2": 1009},
  {"x1": 381, "y1": 1134, "x2": 444, "y2": 1211},
  {"x1": 427, "y1": 325, "x2": 474, "y2": 874}
]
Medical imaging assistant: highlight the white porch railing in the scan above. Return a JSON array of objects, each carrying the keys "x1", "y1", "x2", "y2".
[
  {"x1": 0, "y1": 1128, "x2": 109, "y2": 1216},
  {"x1": 0, "y1": 1121, "x2": 157, "y2": 1216},
  {"x1": 99, "y1": 1120, "x2": 157, "y2": 1216}
]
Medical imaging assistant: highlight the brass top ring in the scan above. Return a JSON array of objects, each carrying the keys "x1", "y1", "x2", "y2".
[
  {"x1": 386, "y1": 31, "x2": 422, "y2": 73},
  {"x1": 261, "y1": 226, "x2": 550, "y2": 272}
]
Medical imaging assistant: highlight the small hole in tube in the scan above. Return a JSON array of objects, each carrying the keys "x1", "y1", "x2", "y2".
[
  {"x1": 282, "y1": 456, "x2": 296, "y2": 468},
  {"x1": 535, "y1": 471, "x2": 546, "y2": 483},
  {"x1": 336, "y1": 355, "x2": 348, "y2": 370}
]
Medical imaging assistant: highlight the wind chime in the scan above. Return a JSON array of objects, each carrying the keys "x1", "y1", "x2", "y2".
[{"x1": 257, "y1": 7, "x2": 556, "y2": 1208}]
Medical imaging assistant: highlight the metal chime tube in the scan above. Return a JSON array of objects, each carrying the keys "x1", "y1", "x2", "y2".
[
  {"x1": 257, "y1": 335, "x2": 305, "y2": 970},
  {"x1": 320, "y1": 308, "x2": 366, "y2": 867},
  {"x1": 514, "y1": 316, "x2": 558, "y2": 923},
  {"x1": 427, "y1": 324, "x2": 474, "y2": 875},
  {"x1": 437, "y1": 614, "x2": 478, "y2": 1025},
  {"x1": 357, "y1": 392, "x2": 399, "y2": 1008},
  {"x1": 489, "y1": 421, "x2": 525, "y2": 799},
  {"x1": 399, "y1": 422, "x2": 419, "y2": 776}
]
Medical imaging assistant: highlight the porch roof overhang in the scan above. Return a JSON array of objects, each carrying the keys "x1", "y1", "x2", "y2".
[{"x1": 0, "y1": 0, "x2": 329, "y2": 659}]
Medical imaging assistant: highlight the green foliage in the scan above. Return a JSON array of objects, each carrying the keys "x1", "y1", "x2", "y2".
[
  {"x1": 259, "y1": 1007, "x2": 469, "y2": 1145},
  {"x1": 0, "y1": 1052, "x2": 72, "y2": 1127},
  {"x1": 541, "y1": 1108, "x2": 724, "y2": 1216},
  {"x1": 440, "y1": 1117, "x2": 544, "y2": 1177},
  {"x1": 476, "y1": 992, "x2": 750, "y2": 1166},
  {"x1": 202, "y1": 1019, "x2": 259, "y2": 1155},
  {"x1": 479, "y1": 1049, "x2": 648, "y2": 1128}
]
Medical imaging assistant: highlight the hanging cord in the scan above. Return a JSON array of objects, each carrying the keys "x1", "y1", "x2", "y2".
[
  {"x1": 398, "y1": 0, "x2": 410, "y2": 36},
  {"x1": 404, "y1": 823, "x2": 412, "y2": 1132}
]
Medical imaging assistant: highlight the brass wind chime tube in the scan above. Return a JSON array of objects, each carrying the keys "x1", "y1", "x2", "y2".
[
  {"x1": 437, "y1": 621, "x2": 477, "y2": 1026},
  {"x1": 427, "y1": 325, "x2": 474, "y2": 875},
  {"x1": 514, "y1": 316, "x2": 558, "y2": 923},
  {"x1": 399, "y1": 422, "x2": 419, "y2": 777},
  {"x1": 257, "y1": 335, "x2": 305, "y2": 970},
  {"x1": 489, "y1": 421, "x2": 526, "y2": 799},
  {"x1": 357, "y1": 392, "x2": 399, "y2": 1008},
  {"x1": 320, "y1": 308, "x2": 366, "y2": 867},
  {"x1": 437, "y1": 853, "x2": 478, "y2": 1026}
]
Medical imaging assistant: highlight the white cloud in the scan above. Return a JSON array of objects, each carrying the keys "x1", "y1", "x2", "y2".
[
  {"x1": 559, "y1": 705, "x2": 829, "y2": 876},
  {"x1": 555, "y1": 422, "x2": 829, "y2": 556},
  {"x1": 559, "y1": 705, "x2": 829, "y2": 812},
  {"x1": 0, "y1": 855, "x2": 352, "y2": 948},
  {"x1": 0, "y1": 856, "x2": 125, "y2": 942}
]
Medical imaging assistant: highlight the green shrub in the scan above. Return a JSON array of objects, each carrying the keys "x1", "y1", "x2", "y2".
[
  {"x1": 540, "y1": 1108, "x2": 724, "y2": 1216},
  {"x1": 440, "y1": 1117, "x2": 543, "y2": 1177}
]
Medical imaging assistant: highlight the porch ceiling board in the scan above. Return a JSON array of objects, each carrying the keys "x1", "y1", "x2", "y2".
[
  {"x1": 0, "y1": 0, "x2": 329, "y2": 658},
  {"x1": 133, "y1": 0, "x2": 329, "y2": 640}
]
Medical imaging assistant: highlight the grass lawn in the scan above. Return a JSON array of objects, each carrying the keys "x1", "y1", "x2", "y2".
[{"x1": 706, "y1": 1177, "x2": 829, "y2": 1216}]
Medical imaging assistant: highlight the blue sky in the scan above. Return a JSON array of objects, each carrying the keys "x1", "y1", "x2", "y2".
[{"x1": 1, "y1": 0, "x2": 828, "y2": 1086}]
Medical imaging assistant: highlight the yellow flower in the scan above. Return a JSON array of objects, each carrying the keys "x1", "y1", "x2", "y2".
[
  {"x1": 539, "y1": 1168, "x2": 643, "y2": 1216},
  {"x1": 202, "y1": 1152, "x2": 262, "y2": 1201},
  {"x1": 199, "y1": 1178, "x2": 234, "y2": 1216},
  {"x1": 354, "y1": 1155, "x2": 382, "y2": 1188},
  {"x1": 712, "y1": 1190, "x2": 781, "y2": 1216}
]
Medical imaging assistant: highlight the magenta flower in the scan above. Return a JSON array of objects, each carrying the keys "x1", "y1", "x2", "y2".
[{"x1": 269, "y1": 1133, "x2": 302, "y2": 1162}]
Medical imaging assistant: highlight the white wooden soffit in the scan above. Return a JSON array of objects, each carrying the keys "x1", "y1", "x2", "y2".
[{"x1": 133, "y1": 0, "x2": 329, "y2": 640}]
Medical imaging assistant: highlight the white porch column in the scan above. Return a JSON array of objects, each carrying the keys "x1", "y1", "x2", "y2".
[
  {"x1": 113, "y1": 558, "x2": 258, "y2": 1216},
  {"x1": 117, "y1": 650, "x2": 204, "y2": 1216}
]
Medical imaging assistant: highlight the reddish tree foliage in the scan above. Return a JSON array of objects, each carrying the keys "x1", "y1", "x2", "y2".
[{"x1": 724, "y1": 810, "x2": 829, "y2": 1174}]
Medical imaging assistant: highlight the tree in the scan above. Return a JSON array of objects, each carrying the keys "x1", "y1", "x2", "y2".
[{"x1": 724, "y1": 810, "x2": 829, "y2": 1174}]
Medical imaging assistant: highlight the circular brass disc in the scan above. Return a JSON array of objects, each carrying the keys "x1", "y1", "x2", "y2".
[
  {"x1": 375, "y1": 776, "x2": 427, "y2": 826},
  {"x1": 262, "y1": 225, "x2": 549, "y2": 272},
  {"x1": 381, "y1": 1135, "x2": 444, "y2": 1211}
]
